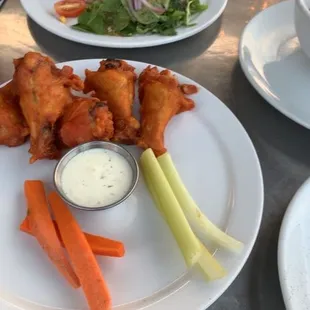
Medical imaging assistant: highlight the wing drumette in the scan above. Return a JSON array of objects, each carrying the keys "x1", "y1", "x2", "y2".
[
  {"x1": 59, "y1": 97, "x2": 114, "y2": 148},
  {"x1": 84, "y1": 59, "x2": 139, "y2": 144},
  {"x1": 137, "y1": 66, "x2": 196, "y2": 156},
  {"x1": 0, "y1": 81, "x2": 29, "y2": 147},
  {"x1": 13, "y1": 52, "x2": 84, "y2": 163}
]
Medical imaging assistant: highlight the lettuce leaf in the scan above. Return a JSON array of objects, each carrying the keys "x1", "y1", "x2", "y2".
[{"x1": 72, "y1": 0, "x2": 208, "y2": 36}]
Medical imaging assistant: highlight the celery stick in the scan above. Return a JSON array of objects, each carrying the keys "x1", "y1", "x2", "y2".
[
  {"x1": 198, "y1": 242, "x2": 226, "y2": 281},
  {"x1": 141, "y1": 151, "x2": 226, "y2": 280},
  {"x1": 157, "y1": 153, "x2": 244, "y2": 253},
  {"x1": 140, "y1": 148, "x2": 201, "y2": 267},
  {"x1": 141, "y1": 169, "x2": 163, "y2": 216}
]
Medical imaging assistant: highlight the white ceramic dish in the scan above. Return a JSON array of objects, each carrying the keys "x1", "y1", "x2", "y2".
[
  {"x1": 239, "y1": 0, "x2": 310, "y2": 129},
  {"x1": 295, "y1": 0, "x2": 310, "y2": 59},
  {"x1": 278, "y1": 176, "x2": 310, "y2": 310},
  {"x1": 0, "y1": 59, "x2": 263, "y2": 310},
  {"x1": 20, "y1": 0, "x2": 227, "y2": 48}
]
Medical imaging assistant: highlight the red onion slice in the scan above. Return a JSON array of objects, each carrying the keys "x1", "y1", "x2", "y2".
[{"x1": 132, "y1": 0, "x2": 142, "y2": 10}]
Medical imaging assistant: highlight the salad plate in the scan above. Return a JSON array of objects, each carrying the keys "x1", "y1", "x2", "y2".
[
  {"x1": 239, "y1": 0, "x2": 310, "y2": 129},
  {"x1": 20, "y1": 0, "x2": 227, "y2": 48},
  {"x1": 278, "y1": 176, "x2": 310, "y2": 310},
  {"x1": 0, "y1": 59, "x2": 263, "y2": 310}
]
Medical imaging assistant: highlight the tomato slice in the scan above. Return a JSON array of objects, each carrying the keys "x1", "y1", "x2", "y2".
[{"x1": 54, "y1": 0, "x2": 86, "y2": 18}]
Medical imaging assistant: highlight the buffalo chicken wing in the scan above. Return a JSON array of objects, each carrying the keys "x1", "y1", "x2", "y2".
[
  {"x1": 13, "y1": 52, "x2": 84, "y2": 163},
  {"x1": 84, "y1": 59, "x2": 139, "y2": 144},
  {"x1": 137, "y1": 66, "x2": 195, "y2": 156},
  {"x1": 59, "y1": 97, "x2": 114, "y2": 148},
  {"x1": 0, "y1": 81, "x2": 29, "y2": 147}
]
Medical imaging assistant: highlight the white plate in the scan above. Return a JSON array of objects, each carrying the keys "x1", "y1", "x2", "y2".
[
  {"x1": 239, "y1": 0, "x2": 310, "y2": 129},
  {"x1": 0, "y1": 59, "x2": 263, "y2": 310},
  {"x1": 278, "y1": 176, "x2": 310, "y2": 310},
  {"x1": 20, "y1": 0, "x2": 227, "y2": 48}
]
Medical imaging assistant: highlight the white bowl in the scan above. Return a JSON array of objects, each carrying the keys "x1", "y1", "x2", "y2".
[{"x1": 295, "y1": 0, "x2": 310, "y2": 59}]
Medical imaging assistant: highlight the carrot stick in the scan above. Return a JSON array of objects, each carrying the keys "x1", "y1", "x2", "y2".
[
  {"x1": 24, "y1": 180, "x2": 80, "y2": 289},
  {"x1": 20, "y1": 216, "x2": 125, "y2": 257},
  {"x1": 83, "y1": 233, "x2": 124, "y2": 257},
  {"x1": 48, "y1": 191, "x2": 111, "y2": 310}
]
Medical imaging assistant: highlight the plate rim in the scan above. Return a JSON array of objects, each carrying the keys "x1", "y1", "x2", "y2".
[
  {"x1": 0, "y1": 58, "x2": 264, "y2": 310},
  {"x1": 20, "y1": 0, "x2": 227, "y2": 48},
  {"x1": 278, "y1": 176, "x2": 310, "y2": 310},
  {"x1": 238, "y1": 0, "x2": 310, "y2": 129}
]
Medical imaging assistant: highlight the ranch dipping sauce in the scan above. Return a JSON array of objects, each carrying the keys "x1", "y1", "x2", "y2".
[{"x1": 61, "y1": 148, "x2": 133, "y2": 208}]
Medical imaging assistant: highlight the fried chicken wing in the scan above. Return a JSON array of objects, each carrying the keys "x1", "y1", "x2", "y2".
[
  {"x1": 59, "y1": 97, "x2": 114, "y2": 148},
  {"x1": 180, "y1": 84, "x2": 199, "y2": 95},
  {"x1": 0, "y1": 81, "x2": 29, "y2": 147},
  {"x1": 13, "y1": 52, "x2": 84, "y2": 163},
  {"x1": 84, "y1": 59, "x2": 139, "y2": 144},
  {"x1": 137, "y1": 66, "x2": 195, "y2": 156}
]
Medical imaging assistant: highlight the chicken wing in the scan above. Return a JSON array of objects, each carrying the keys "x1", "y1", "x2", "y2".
[
  {"x1": 137, "y1": 66, "x2": 195, "y2": 156},
  {"x1": 84, "y1": 59, "x2": 139, "y2": 144},
  {"x1": 13, "y1": 52, "x2": 84, "y2": 163},
  {"x1": 0, "y1": 81, "x2": 29, "y2": 147},
  {"x1": 59, "y1": 97, "x2": 114, "y2": 148}
]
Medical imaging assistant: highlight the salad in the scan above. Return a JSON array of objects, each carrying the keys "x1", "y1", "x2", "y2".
[{"x1": 54, "y1": 0, "x2": 208, "y2": 36}]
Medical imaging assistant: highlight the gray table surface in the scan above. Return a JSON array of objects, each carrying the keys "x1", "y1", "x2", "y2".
[{"x1": 1, "y1": 0, "x2": 307, "y2": 309}]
